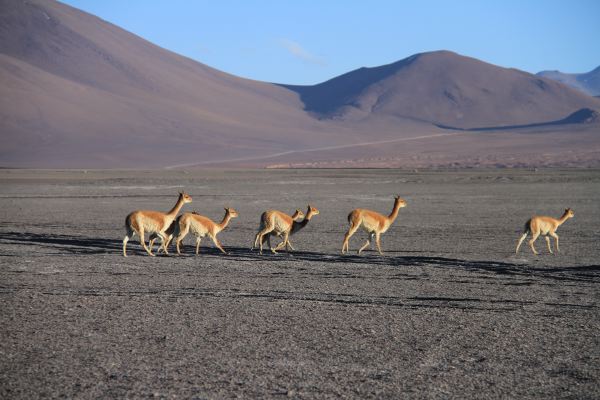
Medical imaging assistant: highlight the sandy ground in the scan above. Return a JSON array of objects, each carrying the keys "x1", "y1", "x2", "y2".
[{"x1": 0, "y1": 169, "x2": 598, "y2": 399}]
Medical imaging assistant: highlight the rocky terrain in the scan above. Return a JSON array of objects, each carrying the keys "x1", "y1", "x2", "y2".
[{"x1": 1, "y1": 169, "x2": 599, "y2": 398}]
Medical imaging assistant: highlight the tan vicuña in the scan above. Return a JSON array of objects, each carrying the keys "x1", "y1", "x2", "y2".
[
  {"x1": 515, "y1": 208, "x2": 574, "y2": 255},
  {"x1": 341, "y1": 195, "x2": 407, "y2": 255},
  {"x1": 272, "y1": 205, "x2": 320, "y2": 253},
  {"x1": 252, "y1": 208, "x2": 303, "y2": 254},
  {"x1": 149, "y1": 211, "x2": 202, "y2": 254},
  {"x1": 123, "y1": 192, "x2": 192, "y2": 257},
  {"x1": 175, "y1": 208, "x2": 239, "y2": 255}
]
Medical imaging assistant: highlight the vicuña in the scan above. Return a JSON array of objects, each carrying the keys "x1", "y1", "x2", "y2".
[
  {"x1": 253, "y1": 207, "x2": 316, "y2": 254},
  {"x1": 515, "y1": 208, "x2": 574, "y2": 255},
  {"x1": 122, "y1": 192, "x2": 192, "y2": 257},
  {"x1": 342, "y1": 195, "x2": 407, "y2": 255},
  {"x1": 175, "y1": 207, "x2": 239, "y2": 255},
  {"x1": 272, "y1": 205, "x2": 320, "y2": 253}
]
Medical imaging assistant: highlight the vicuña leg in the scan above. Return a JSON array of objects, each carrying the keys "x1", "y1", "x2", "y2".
[
  {"x1": 515, "y1": 233, "x2": 528, "y2": 254},
  {"x1": 148, "y1": 232, "x2": 163, "y2": 254},
  {"x1": 123, "y1": 226, "x2": 136, "y2": 257},
  {"x1": 375, "y1": 232, "x2": 384, "y2": 255},
  {"x1": 528, "y1": 232, "x2": 540, "y2": 255},
  {"x1": 550, "y1": 232, "x2": 560, "y2": 253},
  {"x1": 281, "y1": 232, "x2": 291, "y2": 254},
  {"x1": 342, "y1": 223, "x2": 359, "y2": 254},
  {"x1": 273, "y1": 232, "x2": 293, "y2": 253},
  {"x1": 138, "y1": 229, "x2": 154, "y2": 257},
  {"x1": 285, "y1": 238, "x2": 295, "y2": 251},
  {"x1": 157, "y1": 232, "x2": 169, "y2": 255},
  {"x1": 257, "y1": 226, "x2": 273, "y2": 254},
  {"x1": 211, "y1": 234, "x2": 227, "y2": 254},
  {"x1": 269, "y1": 235, "x2": 294, "y2": 252},
  {"x1": 545, "y1": 236, "x2": 553, "y2": 254},
  {"x1": 268, "y1": 235, "x2": 275, "y2": 252},
  {"x1": 176, "y1": 224, "x2": 190, "y2": 255},
  {"x1": 195, "y1": 236, "x2": 202, "y2": 254},
  {"x1": 273, "y1": 239, "x2": 286, "y2": 253},
  {"x1": 261, "y1": 234, "x2": 274, "y2": 252},
  {"x1": 123, "y1": 235, "x2": 130, "y2": 257},
  {"x1": 148, "y1": 237, "x2": 157, "y2": 253},
  {"x1": 358, "y1": 233, "x2": 373, "y2": 255},
  {"x1": 252, "y1": 232, "x2": 262, "y2": 250},
  {"x1": 176, "y1": 238, "x2": 184, "y2": 254},
  {"x1": 156, "y1": 235, "x2": 173, "y2": 255}
]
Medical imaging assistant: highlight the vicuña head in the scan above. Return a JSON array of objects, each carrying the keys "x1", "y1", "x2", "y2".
[
  {"x1": 179, "y1": 191, "x2": 193, "y2": 204},
  {"x1": 394, "y1": 195, "x2": 407, "y2": 208},
  {"x1": 291, "y1": 209, "x2": 305, "y2": 221},
  {"x1": 564, "y1": 208, "x2": 575, "y2": 219},
  {"x1": 224, "y1": 207, "x2": 239, "y2": 220},
  {"x1": 305, "y1": 204, "x2": 320, "y2": 219}
]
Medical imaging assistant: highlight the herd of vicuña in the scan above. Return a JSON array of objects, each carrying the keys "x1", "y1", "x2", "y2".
[{"x1": 122, "y1": 192, "x2": 574, "y2": 257}]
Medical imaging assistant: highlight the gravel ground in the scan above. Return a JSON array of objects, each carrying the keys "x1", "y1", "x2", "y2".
[{"x1": 0, "y1": 169, "x2": 599, "y2": 399}]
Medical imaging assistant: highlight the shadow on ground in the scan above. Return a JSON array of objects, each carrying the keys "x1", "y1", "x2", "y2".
[{"x1": 1, "y1": 231, "x2": 598, "y2": 284}]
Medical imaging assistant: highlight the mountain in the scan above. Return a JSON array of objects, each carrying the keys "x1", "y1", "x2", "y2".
[
  {"x1": 283, "y1": 51, "x2": 600, "y2": 129},
  {"x1": 537, "y1": 67, "x2": 600, "y2": 97},
  {"x1": 0, "y1": 0, "x2": 348, "y2": 168},
  {"x1": 1, "y1": 0, "x2": 599, "y2": 168}
]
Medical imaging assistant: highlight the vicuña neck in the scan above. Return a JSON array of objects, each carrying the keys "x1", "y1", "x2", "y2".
[
  {"x1": 387, "y1": 201, "x2": 401, "y2": 222},
  {"x1": 167, "y1": 195, "x2": 186, "y2": 217},
  {"x1": 291, "y1": 209, "x2": 313, "y2": 235},
  {"x1": 558, "y1": 211, "x2": 571, "y2": 225},
  {"x1": 217, "y1": 211, "x2": 232, "y2": 231}
]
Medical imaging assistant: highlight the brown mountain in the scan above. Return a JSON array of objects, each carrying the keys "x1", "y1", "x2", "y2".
[
  {"x1": 283, "y1": 51, "x2": 600, "y2": 129},
  {"x1": 1, "y1": 0, "x2": 599, "y2": 168},
  {"x1": 537, "y1": 67, "x2": 600, "y2": 97},
  {"x1": 0, "y1": 0, "x2": 349, "y2": 168}
]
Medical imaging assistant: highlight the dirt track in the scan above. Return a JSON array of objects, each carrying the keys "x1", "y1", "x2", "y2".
[{"x1": 1, "y1": 169, "x2": 599, "y2": 399}]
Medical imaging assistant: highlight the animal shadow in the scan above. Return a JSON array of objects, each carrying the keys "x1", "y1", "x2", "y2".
[{"x1": 0, "y1": 231, "x2": 598, "y2": 283}]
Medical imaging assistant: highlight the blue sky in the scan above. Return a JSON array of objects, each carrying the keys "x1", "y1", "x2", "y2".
[{"x1": 62, "y1": 0, "x2": 600, "y2": 85}]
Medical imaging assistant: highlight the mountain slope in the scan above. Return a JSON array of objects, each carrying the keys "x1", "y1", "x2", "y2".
[
  {"x1": 283, "y1": 51, "x2": 600, "y2": 129},
  {"x1": 1, "y1": 0, "x2": 599, "y2": 168},
  {"x1": 537, "y1": 67, "x2": 600, "y2": 96},
  {"x1": 0, "y1": 0, "x2": 349, "y2": 168}
]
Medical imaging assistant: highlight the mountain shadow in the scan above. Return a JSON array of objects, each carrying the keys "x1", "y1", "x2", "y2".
[{"x1": 436, "y1": 108, "x2": 599, "y2": 131}]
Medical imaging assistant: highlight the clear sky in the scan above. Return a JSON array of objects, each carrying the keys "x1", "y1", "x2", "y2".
[{"x1": 61, "y1": 0, "x2": 600, "y2": 85}]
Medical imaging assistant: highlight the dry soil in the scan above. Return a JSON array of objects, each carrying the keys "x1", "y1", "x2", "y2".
[{"x1": 0, "y1": 169, "x2": 598, "y2": 399}]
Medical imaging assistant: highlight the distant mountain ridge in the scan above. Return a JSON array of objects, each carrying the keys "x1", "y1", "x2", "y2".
[
  {"x1": 1, "y1": 0, "x2": 599, "y2": 168},
  {"x1": 283, "y1": 51, "x2": 600, "y2": 129},
  {"x1": 537, "y1": 66, "x2": 600, "y2": 96}
]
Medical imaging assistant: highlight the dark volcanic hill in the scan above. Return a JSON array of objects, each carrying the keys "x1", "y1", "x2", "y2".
[
  {"x1": 537, "y1": 67, "x2": 600, "y2": 97},
  {"x1": 1, "y1": 0, "x2": 599, "y2": 168},
  {"x1": 283, "y1": 51, "x2": 600, "y2": 129}
]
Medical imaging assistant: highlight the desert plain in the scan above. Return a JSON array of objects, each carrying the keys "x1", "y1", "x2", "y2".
[{"x1": 0, "y1": 168, "x2": 598, "y2": 399}]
